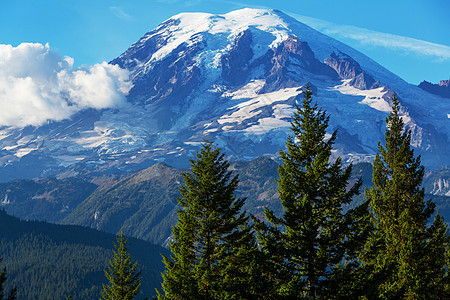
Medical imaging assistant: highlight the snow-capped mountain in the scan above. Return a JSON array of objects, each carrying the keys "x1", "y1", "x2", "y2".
[{"x1": 1, "y1": 8, "x2": 449, "y2": 181}]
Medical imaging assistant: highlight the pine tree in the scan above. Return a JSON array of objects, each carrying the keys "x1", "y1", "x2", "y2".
[
  {"x1": 101, "y1": 229, "x2": 142, "y2": 300},
  {"x1": 362, "y1": 94, "x2": 449, "y2": 299},
  {"x1": 254, "y1": 84, "x2": 364, "y2": 298},
  {"x1": 0, "y1": 258, "x2": 16, "y2": 300},
  {"x1": 158, "y1": 140, "x2": 261, "y2": 299}
]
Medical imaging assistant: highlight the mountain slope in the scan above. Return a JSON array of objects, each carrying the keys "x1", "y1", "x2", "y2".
[
  {"x1": 0, "y1": 210, "x2": 168, "y2": 299},
  {"x1": 61, "y1": 158, "x2": 282, "y2": 245},
  {"x1": 62, "y1": 163, "x2": 182, "y2": 245},
  {"x1": 61, "y1": 157, "x2": 450, "y2": 246},
  {"x1": 418, "y1": 79, "x2": 450, "y2": 99},
  {"x1": 0, "y1": 177, "x2": 97, "y2": 222},
  {"x1": 0, "y1": 8, "x2": 448, "y2": 182}
]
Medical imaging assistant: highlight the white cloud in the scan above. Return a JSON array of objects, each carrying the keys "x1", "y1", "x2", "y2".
[
  {"x1": 109, "y1": 6, "x2": 134, "y2": 21},
  {"x1": 0, "y1": 43, "x2": 131, "y2": 128},
  {"x1": 293, "y1": 14, "x2": 450, "y2": 61}
]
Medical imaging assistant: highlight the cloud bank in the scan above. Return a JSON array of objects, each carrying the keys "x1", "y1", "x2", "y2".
[
  {"x1": 293, "y1": 14, "x2": 450, "y2": 61},
  {"x1": 0, "y1": 43, "x2": 131, "y2": 128}
]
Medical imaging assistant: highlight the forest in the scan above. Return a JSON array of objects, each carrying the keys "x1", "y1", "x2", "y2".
[
  {"x1": 1, "y1": 85, "x2": 448, "y2": 299},
  {"x1": 0, "y1": 210, "x2": 168, "y2": 299},
  {"x1": 157, "y1": 86, "x2": 449, "y2": 299}
]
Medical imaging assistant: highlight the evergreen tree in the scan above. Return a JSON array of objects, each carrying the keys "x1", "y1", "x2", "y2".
[
  {"x1": 0, "y1": 259, "x2": 16, "y2": 300},
  {"x1": 158, "y1": 140, "x2": 261, "y2": 299},
  {"x1": 362, "y1": 94, "x2": 449, "y2": 299},
  {"x1": 101, "y1": 229, "x2": 142, "y2": 300},
  {"x1": 254, "y1": 84, "x2": 364, "y2": 298}
]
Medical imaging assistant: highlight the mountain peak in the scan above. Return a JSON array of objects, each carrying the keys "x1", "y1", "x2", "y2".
[
  {"x1": 1, "y1": 8, "x2": 449, "y2": 182},
  {"x1": 142, "y1": 8, "x2": 293, "y2": 65}
]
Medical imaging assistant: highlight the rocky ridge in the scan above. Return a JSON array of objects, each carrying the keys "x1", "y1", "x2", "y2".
[{"x1": 0, "y1": 8, "x2": 449, "y2": 182}]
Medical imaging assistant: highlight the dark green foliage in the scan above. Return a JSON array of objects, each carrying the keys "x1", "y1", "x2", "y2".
[
  {"x1": 362, "y1": 95, "x2": 449, "y2": 298},
  {"x1": 0, "y1": 258, "x2": 16, "y2": 300},
  {"x1": 0, "y1": 210, "x2": 168, "y2": 299},
  {"x1": 158, "y1": 141, "x2": 261, "y2": 299},
  {"x1": 0, "y1": 177, "x2": 97, "y2": 222},
  {"x1": 102, "y1": 229, "x2": 142, "y2": 300},
  {"x1": 62, "y1": 163, "x2": 181, "y2": 245},
  {"x1": 63, "y1": 157, "x2": 282, "y2": 247},
  {"x1": 231, "y1": 156, "x2": 281, "y2": 220},
  {"x1": 254, "y1": 84, "x2": 365, "y2": 298}
]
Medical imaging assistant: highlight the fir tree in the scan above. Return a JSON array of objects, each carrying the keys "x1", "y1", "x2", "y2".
[
  {"x1": 0, "y1": 258, "x2": 16, "y2": 300},
  {"x1": 254, "y1": 84, "x2": 364, "y2": 298},
  {"x1": 362, "y1": 94, "x2": 449, "y2": 299},
  {"x1": 101, "y1": 229, "x2": 142, "y2": 300},
  {"x1": 158, "y1": 140, "x2": 261, "y2": 299}
]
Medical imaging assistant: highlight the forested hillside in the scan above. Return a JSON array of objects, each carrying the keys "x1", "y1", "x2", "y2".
[
  {"x1": 61, "y1": 163, "x2": 182, "y2": 245},
  {"x1": 0, "y1": 210, "x2": 168, "y2": 299},
  {"x1": 60, "y1": 157, "x2": 450, "y2": 246},
  {"x1": 0, "y1": 177, "x2": 97, "y2": 222}
]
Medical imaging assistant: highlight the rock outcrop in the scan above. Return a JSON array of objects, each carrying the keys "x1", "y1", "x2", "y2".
[{"x1": 418, "y1": 79, "x2": 450, "y2": 99}]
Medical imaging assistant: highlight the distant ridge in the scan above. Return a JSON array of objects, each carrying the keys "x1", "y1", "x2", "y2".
[
  {"x1": 0, "y1": 210, "x2": 168, "y2": 299},
  {"x1": 418, "y1": 79, "x2": 450, "y2": 99}
]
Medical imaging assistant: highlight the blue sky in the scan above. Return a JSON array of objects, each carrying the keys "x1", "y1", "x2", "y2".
[{"x1": 1, "y1": 0, "x2": 449, "y2": 85}]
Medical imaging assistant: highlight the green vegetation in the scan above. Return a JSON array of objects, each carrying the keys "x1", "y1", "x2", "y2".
[
  {"x1": 2, "y1": 88, "x2": 450, "y2": 299},
  {"x1": 0, "y1": 177, "x2": 97, "y2": 222},
  {"x1": 231, "y1": 156, "x2": 281, "y2": 219},
  {"x1": 58, "y1": 155, "x2": 450, "y2": 250},
  {"x1": 0, "y1": 210, "x2": 168, "y2": 299},
  {"x1": 102, "y1": 229, "x2": 142, "y2": 300},
  {"x1": 158, "y1": 141, "x2": 261, "y2": 299},
  {"x1": 361, "y1": 95, "x2": 449, "y2": 298},
  {"x1": 253, "y1": 84, "x2": 366, "y2": 298},
  {"x1": 0, "y1": 258, "x2": 16, "y2": 300},
  {"x1": 62, "y1": 163, "x2": 181, "y2": 245},
  {"x1": 62, "y1": 158, "x2": 284, "y2": 247},
  {"x1": 158, "y1": 87, "x2": 449, "y2": 299}
]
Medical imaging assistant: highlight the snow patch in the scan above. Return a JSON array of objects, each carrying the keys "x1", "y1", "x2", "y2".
[
  {"x1": 222, "y1": 80, "x2": 265, "y2": 99},
  {"x1": 15, "y1": 147, "x2": 39, "y2": 158},
  {"x1": 218, "y1": 86, "x2": 301, "y2": 126},
  {"x1": 332, "y1": 81, "x2": 390, "y2": 112},
  {"x1": 273, "y1": 104, "x2": 296, "y2": 119},
  {"x1": 1, "y1": 194, "x2": 10, "y2": 205},
  {"x1": 151, "y1": 9, "x2": 291, "y2": 64},
  {"x1": 245, "y1": 117, "x2": 291, "y2": 135}
]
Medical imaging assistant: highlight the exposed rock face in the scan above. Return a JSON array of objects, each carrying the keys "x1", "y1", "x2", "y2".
[
  {"x1": 1, "y1": 8, "x2": 449, "y2": 182},
  {"x1": 440, "y1": 80, "x2": 450, "y2": 87},
  {"x1": 115, "y1": 35, "x2": 203, "y2": 129},
  {"x1": 325, "y1": 51, "x2": 379, "y2": 90},
  {"x1": 261, "y1": 35, "x2": 338, "y2": 92},
  {"x1": 111, "y1": 18, "x2": 179, "y2": 72},
  {"x1": 128, "y1": 39, "x2": 202, "y2": 106},
  {"x1": 418, "y1": 79, "x2": 450, "y2": 99},
  {"x1": 221, "y1": 29, "x2": 254, "y2": 86},
  {"x1": 348, "y1": 72, "x2": 381, "y2": 90},
  {"x1": 324, "y1": 51, "x2": 362, "y2": 79}
]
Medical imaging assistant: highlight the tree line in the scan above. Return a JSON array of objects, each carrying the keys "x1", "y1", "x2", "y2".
[
  {"x1": 0, "y1": 209, "x2": 166, "y2": 299},
  {"x1": 157, "y1": 84, "x2": 449, "y2": 299},
  {"x1": 1, "y1": 84, "x2": 447, "y2": 299}
]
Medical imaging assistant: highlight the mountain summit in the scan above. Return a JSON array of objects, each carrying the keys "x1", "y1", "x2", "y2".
[{"x1": 0, "y1": 8, "x2": 449, "y2": 181}]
